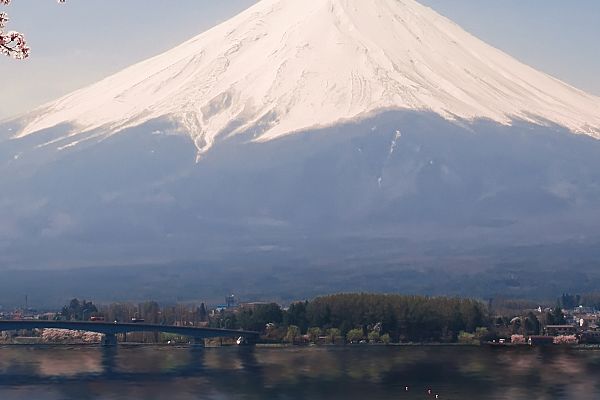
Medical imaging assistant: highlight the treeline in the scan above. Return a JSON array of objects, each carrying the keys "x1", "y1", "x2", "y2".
[
  {"x1": 100, "y1": 301, "x2": 208, "y2": 325},
  {"x1": 56, "y1": 294, "x2": 491, "y2": 343},
  {"x1": 214, "y1": 293, "x2": 488, "y2": 343},
  {"x1": 492, "y1": 306, "x2": 565, "y2": 337},
  {"x1": 562, "y1": 293, "x2": 600, "y2": 309},
  {"x1": 60, "y1": 298, "x2": 98, "y2": 321},
  {"x1": 57, "y1": 299, "x2": 209, "y2": 326},
  {"x1": 51, "y1": 291, "x2": 600, "y2": 345}
]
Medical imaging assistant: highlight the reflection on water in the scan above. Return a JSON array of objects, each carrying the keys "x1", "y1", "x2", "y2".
[{"x1": 1, "y1": 345, "x2": 600, "y2": 399}]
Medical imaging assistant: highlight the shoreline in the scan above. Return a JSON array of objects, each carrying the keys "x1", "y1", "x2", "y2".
[{"x1": 1, "y1": 342, "x2": 600, "y2": 350}]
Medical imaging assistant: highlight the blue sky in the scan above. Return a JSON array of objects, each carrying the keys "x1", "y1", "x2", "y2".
[{"x1": 2, "y1": 0, "x2": 599, "y2": 119}]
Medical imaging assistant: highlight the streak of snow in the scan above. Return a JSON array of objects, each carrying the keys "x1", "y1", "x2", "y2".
[{"x1": 389, "y1": 129, "x2": 402, "y2": 155}]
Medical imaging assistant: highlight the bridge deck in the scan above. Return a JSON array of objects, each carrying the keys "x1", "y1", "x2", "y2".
[{"x1": 0, "y1": 320, "x2": 259, "y2": 339}]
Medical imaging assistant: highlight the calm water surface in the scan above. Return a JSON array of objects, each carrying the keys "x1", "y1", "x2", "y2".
[{"x1": 1, "y1": 345, "x2": 599, "y2": 399}]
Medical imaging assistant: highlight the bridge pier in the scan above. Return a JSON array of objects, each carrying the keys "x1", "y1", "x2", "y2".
[
  {"x1": 192, "y1": 337, "x2": 205, "y2": 347},
  {"x1": 246, "y1": 335, "x2": 257, "y2": 346},
  {"x1": 102, "y1": 333, "x2": 118, "y2": 346},
  {"x1": 236, "y1": 336, "x2": 257, "y2": 346}
]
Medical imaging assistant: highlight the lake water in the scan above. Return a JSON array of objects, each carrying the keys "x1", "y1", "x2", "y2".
[{"x1": 1, "y1": 345, "x2": 599, "y2": 399}]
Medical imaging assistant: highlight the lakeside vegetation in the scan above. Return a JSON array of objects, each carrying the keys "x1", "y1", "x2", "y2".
[
  {"x1": 226, "y1": 294, "x2": 488, "y2": 344},
  {"x1": 5, "y1": 291, "x2": 599, "y2": 345},
  {"x1": 37, "y1": 294, "x2": 489, "y2": 344}
]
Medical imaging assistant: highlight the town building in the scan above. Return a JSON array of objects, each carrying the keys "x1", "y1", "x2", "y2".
[{"x1": 544, "y1": 325, "x2": 577, "y2": 336}]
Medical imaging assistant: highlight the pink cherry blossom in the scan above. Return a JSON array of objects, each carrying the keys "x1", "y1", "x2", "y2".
[{"x1": 1, "y1": 0, "x2": 65, "y2": 59}]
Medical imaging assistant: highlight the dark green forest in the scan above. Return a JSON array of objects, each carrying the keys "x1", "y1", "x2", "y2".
[{"x1": 214, "y1": 294, "x2": 488, "y2": 343}]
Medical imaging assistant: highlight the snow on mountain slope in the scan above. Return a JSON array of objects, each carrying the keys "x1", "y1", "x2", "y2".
[{"x1": 13, "y1": 0, "x2": 600, "y2": 157}]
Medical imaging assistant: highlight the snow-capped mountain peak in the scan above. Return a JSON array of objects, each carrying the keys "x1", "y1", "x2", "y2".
[{"x1": 14, "y1": 0, "x2": 600, "y2": 156}]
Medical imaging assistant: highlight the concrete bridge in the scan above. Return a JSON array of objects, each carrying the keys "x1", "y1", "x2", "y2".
[{"x1": 0, "y1": 320, "x2": 259, "y2": 346}]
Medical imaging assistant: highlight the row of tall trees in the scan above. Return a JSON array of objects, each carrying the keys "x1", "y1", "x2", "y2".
[
  {"x1": 555, "y1": 292, "x2": 600, "y2": 311},
  {"x1": 212, "y1": 294, "x2": 489, "y2": 343},
  {"x1": 493, "y1": 305, "x2": 566, "y2": 337},
  {"x1": 59, "y1": 299, "x2": 209, "y2": 327},
  {"x1": 59, "y1": 299, "x2": 98, "y2": 321},
  {"x1": 100, "y1": 302, "x2": 209, "y2": 326}
]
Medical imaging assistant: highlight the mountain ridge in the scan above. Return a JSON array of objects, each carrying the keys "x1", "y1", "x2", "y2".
[{"x1": 9, "y1": 0, "x2": 600, "y2": 159}]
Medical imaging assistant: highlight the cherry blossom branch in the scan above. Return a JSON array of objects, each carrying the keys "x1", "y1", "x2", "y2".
[{"x1": 1, "y1": 0, "x2": 65, "y2": 59}]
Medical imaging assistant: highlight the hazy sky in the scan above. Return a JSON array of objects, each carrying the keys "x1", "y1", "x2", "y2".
[{"x1": 1, "y1": 0, "x2": 599, "y2": 120}]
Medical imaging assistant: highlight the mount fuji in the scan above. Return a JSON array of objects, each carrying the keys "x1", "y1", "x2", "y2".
[
  {"x1": 11, "y1": 0, "x2": 600, "y2": 155},
  {"x1": 1, "y1": 0, "x2": 600, "y2": 302}
]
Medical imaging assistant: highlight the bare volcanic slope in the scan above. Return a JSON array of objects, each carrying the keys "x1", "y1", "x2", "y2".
[{"x1": 11, "y1": 0, "x2": 600, "y2": 158}]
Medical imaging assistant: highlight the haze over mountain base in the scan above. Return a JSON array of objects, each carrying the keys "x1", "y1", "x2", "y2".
[
  {"x1": 2, "y1": 239, "x2": 600, "y2": 309},
  {"x1": 2, "y1": 111, "x2": 600, "y2": 307}
]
